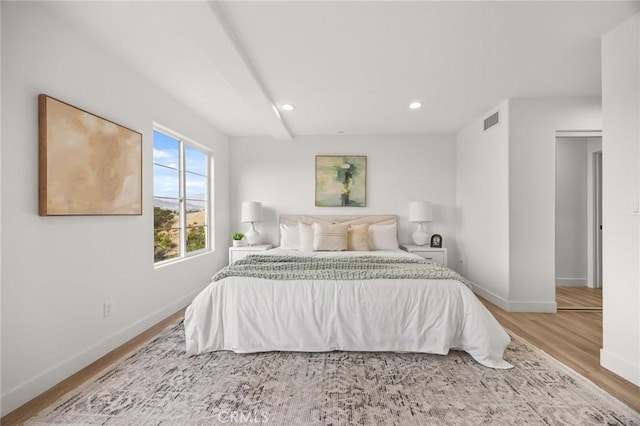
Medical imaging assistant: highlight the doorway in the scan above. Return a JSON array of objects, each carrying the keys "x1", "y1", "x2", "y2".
[{"x1": 555, "y1": 133, "x2": 603, "y2": 311}]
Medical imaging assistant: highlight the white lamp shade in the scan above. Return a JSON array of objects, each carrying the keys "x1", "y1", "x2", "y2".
[
  {"x1": 409, "y1": 201, "x2": 433, "y2": 222},
  {"x1": 241, "y1": 202, "x2": 263, "y2": 223}
]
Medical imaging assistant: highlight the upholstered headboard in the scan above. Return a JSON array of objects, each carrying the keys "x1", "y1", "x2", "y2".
[{"x1": 279, "y1": 214, "x2": 396, "y2": 228}]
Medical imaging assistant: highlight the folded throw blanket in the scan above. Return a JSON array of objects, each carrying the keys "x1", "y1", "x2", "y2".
[{"x1": 213, "y1": 255, "x2": 472, "y2": 288}]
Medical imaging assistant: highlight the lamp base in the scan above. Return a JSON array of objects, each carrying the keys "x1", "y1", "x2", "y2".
[
  {"x1": 245, "y1": 222, "x2": 260, "y2": 246},
  {"x1": 412, "y1": 222, "x2": 429, "y2": 246}
]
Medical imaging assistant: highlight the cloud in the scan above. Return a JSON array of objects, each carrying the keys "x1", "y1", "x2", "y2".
[
  {"x1": 186, "y1": 180, "x2": 205, "y2": 190},
  {"x1": 153, "y1": 148, "x2": 169, "y2": 158},
  {"x1": 154, "y1": 148, "x2": 178, "y2": 169},
  {"x1": 154, "y1": 174, "x2": 179, "y2": 198}
]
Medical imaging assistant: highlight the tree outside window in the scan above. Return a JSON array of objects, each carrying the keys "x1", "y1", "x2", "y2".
[{"x1": 153, "y1": 128, "x2": 210, "y2": 263}]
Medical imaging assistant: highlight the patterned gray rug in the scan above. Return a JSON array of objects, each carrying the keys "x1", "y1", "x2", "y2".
[{"x1": 27, "y1": 320, "x2": 639, "y2": 425}]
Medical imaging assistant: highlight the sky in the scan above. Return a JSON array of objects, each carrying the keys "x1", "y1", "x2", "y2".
[{"x1": 153, "y1": 130, "x2": 207, "y2": 201}]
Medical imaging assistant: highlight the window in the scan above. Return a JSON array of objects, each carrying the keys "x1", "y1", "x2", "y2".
[{"x1": 153, "y1": 126, "x2": 210, "y2": 264}]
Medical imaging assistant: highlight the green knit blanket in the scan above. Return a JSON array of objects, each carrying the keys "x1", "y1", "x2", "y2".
[{"x1": 213, "y1": 255, "x2": 472, "y2": 287}]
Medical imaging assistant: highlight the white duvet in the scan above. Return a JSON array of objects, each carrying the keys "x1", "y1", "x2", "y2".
[{"x1": 184, "y1": 249, "x2": 512, "y2": 369}]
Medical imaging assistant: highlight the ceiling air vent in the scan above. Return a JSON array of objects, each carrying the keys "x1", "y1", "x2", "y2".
[{"x1": 483, "y1": 111, "x2": 499, "y2": 131}]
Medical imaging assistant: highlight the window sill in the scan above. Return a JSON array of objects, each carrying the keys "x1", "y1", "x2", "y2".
[{"x1": 154, "y1": 249, "x2": 213, "y2": 269}]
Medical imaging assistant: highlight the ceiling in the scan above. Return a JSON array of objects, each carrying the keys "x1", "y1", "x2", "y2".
[{"x1": 42, "y1": 1, "x2": 639, "y2": 139}]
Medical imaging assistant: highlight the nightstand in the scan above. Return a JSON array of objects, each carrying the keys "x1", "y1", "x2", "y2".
[
  {"x1": 400, "y1": 244, "x2": 448, "y2": 266},
  {"x1": 228, "y1": 244, "x2": 273, "y2": 264}
]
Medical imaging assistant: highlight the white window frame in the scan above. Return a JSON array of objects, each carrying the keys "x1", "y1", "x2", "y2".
[{"x1": 153, "y1": 124, "x2": 212, "y2": 265}]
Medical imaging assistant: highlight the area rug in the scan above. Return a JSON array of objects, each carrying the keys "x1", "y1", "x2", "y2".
[{"x1": 27, "y1": 321, "x2": 639, "y2": 425}]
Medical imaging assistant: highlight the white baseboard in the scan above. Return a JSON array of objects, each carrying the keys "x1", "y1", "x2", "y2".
[
  {"x1": 556, "y1": 278, "x2": 588, "y2": 287},
  {"x1": 601, "y1": 348, "x2": 640, "y2": 387},
  {"x1": 471, "y1": 285, "x2": 510, "y2": 311},
  {"x1": 506, "y1": 300, "x2": 557, "y2": 313},
  {"x1": 472, "y1": 284, "x2": 557, "y2": 313},
  {"x1": 0, "y1": 289, "x2": 201, "y2": 416}
]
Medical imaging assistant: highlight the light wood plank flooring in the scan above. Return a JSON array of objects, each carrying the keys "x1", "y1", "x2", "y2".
[
  {"x1": 482, "y1": 298, "x2": 639, "y2": 412},
  {"x1": 556, "y1": 286, "x2": 603, "y2": 311},
  {"x1": 3, "y1": 300, "x2": 638, "y2": 424}
]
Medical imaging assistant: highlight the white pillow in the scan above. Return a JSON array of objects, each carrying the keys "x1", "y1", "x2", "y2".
[
  {"x1": 313, "y1": 222, "x2": 348, "y2": 251},
  {"x1": 298, "y1": 222, "x2": 314, "y2": 251},
  {"x1": 368, "y1": 224, "x2": 399, "y2": 250},
  {"x1": 279, "y1": 224, "x2": 300, "y2": 250}
]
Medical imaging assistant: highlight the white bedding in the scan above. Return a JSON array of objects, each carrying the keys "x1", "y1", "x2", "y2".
[{"x1": 184, "y1": 249, "x2": 512, "y2": 369}]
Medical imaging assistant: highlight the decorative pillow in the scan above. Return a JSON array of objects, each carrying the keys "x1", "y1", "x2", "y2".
[
  {"x1": 279, "y1": 224, "x2": 300, "y2": 250},
  {"x1": 298, "y1": 222, "x2": 314, "y2": 251},
  {"x1": 313, "y1": 222, "x2": 348, "y2": 251},
  {"x1": 347, "y1": 224, "x2": 370, "y2": 251},
  {"x1": 368, "y1": 224, "x2": 399, "y2": 250}
]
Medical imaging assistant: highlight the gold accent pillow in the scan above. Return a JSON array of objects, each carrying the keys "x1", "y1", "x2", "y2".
[{"x1": 348, "y1": 224, "x2": 370, "y2": 251}]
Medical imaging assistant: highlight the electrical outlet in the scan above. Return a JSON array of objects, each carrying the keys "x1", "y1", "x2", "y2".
[{"x1": 104, "y1": 301, "x2": 113, "y2": 318}]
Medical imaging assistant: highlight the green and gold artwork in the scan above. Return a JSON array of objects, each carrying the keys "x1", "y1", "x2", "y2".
[{"x1": 315, "y1": 155, "x2": 366, "y2": 207}]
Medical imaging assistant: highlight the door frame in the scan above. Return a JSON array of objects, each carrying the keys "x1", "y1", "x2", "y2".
[
  {"x1": 593, "y1": 150, "x2": 603, "y2": 288},
  {"x1": 554, "y1": 130, "x2": 603, "y2": 290}
]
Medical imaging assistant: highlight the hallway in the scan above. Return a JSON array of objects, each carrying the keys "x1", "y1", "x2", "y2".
[{"x1": 556, "y1": 286, "x2": 602, "y2": 311}]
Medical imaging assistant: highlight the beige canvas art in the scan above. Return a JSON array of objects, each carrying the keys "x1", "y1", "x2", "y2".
[{"x1": 39, "y1": 95, "x2": 142, "y2": 215}]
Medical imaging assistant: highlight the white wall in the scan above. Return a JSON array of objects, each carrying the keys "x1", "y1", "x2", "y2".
[
  {"x1": 555, "y1": 137, "x2": 588, "y2": 286},
  {"x1": 229, "y1": 135, "x2": 458, "y2": 266},
  {"x1": 457, "y1": 98, "x2": 601, "y2": 312},
  {"x1": 1, "y1": 2, "x2": 230, "y2": 414},
  {"x1": 601, "y1": 13, "x2": 640, "y2": 386},
  {"x1": 508, "y1": 97, "x2": 601, "y2": 311},
  {"x1": 456, "y1": 101, "x2": 510, "y2": 308}
]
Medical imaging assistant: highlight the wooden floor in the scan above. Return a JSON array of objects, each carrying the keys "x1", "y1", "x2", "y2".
[
  {"x1": 3, "y1": 299, "x2": 639, "y2": 424},
  {"x1": 556, "y1": 286, "x2": 602, "y2": 311},
  {"x1": 482, "y1": 298, "x2": 640, "y2": 412}
]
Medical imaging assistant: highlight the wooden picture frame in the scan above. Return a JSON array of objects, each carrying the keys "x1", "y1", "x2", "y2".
[
  {"x1": 39, "y1": 95, "x2": 142, "y2": 216},
  {"x1": 430, "y1": 234, "x2": 443, "y2": 248},
  {"x1": 315, "y1": 155, "x2": 367, "y2": 207}
]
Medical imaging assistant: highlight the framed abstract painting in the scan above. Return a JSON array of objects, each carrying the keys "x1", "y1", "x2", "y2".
[
  {"x1": 315, "y1": 155, "x2": 367, "y2": 207},
  {"x1": 38, "y1": 95, "x2": 142, "y2": 215}
]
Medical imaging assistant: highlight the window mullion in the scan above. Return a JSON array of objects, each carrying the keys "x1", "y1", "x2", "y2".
[
  {"x1": 179, "y1": 139, "x2": 187, "y2": 258},
  {"x1": 206, "y1": 155, "x2": 211, "y2": 250}
]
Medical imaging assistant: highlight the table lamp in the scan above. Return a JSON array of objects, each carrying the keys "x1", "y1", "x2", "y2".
[
  {"x1": 409, "y1": 201, "x2": 432, "y2": 246},
  {"x1": 241, "y1": 201, "x2": 263, "y2": 246}
]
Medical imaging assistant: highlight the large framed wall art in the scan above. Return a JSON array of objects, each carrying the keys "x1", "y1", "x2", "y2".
[{"x1": 39, "y1": 95, "x2": 142, "y2": 215}]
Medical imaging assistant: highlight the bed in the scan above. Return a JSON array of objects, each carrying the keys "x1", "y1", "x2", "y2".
[{"x1": 184, "y1": 215, "x2": 512, "y2": 369}]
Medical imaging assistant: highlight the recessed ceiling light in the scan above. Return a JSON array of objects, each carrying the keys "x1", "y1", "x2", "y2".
[
  {"x1": 409, "y1": 102, "x2": 423, "y2": 110},
  {"x1": 281, "y1": 104, "x2": 295, "y2": 111}
]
